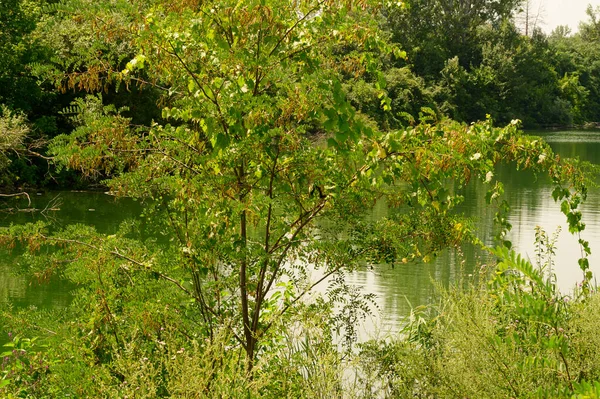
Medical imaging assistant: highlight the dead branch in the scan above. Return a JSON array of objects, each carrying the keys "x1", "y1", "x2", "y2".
[{"x1": 0, "y1": 192, "x2": 31, "y2": 206}]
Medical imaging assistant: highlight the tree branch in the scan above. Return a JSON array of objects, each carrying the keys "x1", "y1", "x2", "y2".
[{"x1": 0, "y1": 192, "x2": 31, "y2": 206}]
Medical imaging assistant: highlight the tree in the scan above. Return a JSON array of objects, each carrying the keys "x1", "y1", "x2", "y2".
[
  {"x1": 0, "y1": 0, "x2": 39, "y2": 111},
  {"x1": 550, "y1": 25, "x2": 572, "y2": 40},
  {"x1": 382, "y1": 0, "x2": 522, "y2": 78},
  {"x1": 46, "y1": 0, "x2": 412, "y2": 371},
  {"x1": 549, "y1": 10, "x2": 600, "y2": 124},
  {"x1": 580, "y1": 5, "x2": 600, "y2": 43},
  {"x1": 514, "y1": 0, "x2": 545, "y2": 37}
]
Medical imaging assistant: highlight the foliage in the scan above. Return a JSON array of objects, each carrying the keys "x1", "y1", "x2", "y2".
[
  {"x1": 382, "y1": 0, "x2": 521, "y2": 79},
  {"x1": 3, "y1": 0, "x2": 600, "y2": 194},
  {"x1": 2, "y1": 112, "x2": 593, "y2": 395},
  {"x1": 0, "y1": 0, "x2": 45, "y2": 112},
  {"x1": 1, "y1": 0, "x2": 599, "y2": 396},
  {"x1": 0, "y1": 106, "x2": 32, "y2": 190},
  {"x1": 344, "y1": 67, "x2": 437, "y2": 129},
  {"x1": 0, "y1": 334, "x2": 54, "y2": 397},
  {"x1": 579, "y1": 6, "x2": 600, "y2": 43},
  {"x1": 0, "y1": 0, "x2": 68, "y2": 188},
  {"x1": 431, "y1": 23, "x2": 570, "y2": 127},
  {"x1": 378, "y1": 1, "x2": 600, "y2": 127},
  {"x1": 0, "y1": 272, "x2": 350, "y2": 398},
  {"x1": 549, "y1": 11, "x2": 600, "y2": 124},
  {"x1": 0, "y1": 107, "x2": 29, "y2": 167},
  {"x1": 358, "y1": 227, "x2": 600, "y2": 398}
]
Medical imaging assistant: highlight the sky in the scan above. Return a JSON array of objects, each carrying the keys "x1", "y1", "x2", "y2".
[{"x1": 532, "y1": 0, "x2": 600, "y2": 33}]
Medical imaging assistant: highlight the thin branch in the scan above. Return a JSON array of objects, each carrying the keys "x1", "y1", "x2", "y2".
[
  {"x1": 26, "y1": 149, "x2": 53, "y2": 161},
  {"x1": 252, "y1": 143, "x2": 281, "y2": 336},
  {"x1": 263, "y1": 199, "x2": 327, "y2": 297},
  {"x1": 263, "y1": 263, "x2": 343, "y2": 336},
  {"x1": 268, "y1": 199, "x2": 324, "y2": 255},
  {"x1": 0, "y1": 192, "x2": 31, "y2": 206},
  {"x1": 111, "y1": 248, "x2": 193, "y2": 296},
  {"x1": 266, "y1": 39, "x2": 324, "y2": 71},
  {"x1": 166, "y1": 41, "x2": 230, "y2": 135},
  {"x1": 200, "y1": 7, "x2": 234, "y2": 46},
  {"x1": 156, "y1": 149, "x2": 200, "y2": 175},
  {"x1": 39, "y1": 234, "x2": 193, "y2": 296},
  {"x1": 127, "y1": 76, "x2": 172, "y2": 92},
  {"x1": 268, "y1": 0, "x2": 325, "y2": 57}
]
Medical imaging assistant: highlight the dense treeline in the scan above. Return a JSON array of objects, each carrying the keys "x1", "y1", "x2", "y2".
[
  {"x1": 1, "y1": 0, "x2": 600, "y2": 190},
  {"x1": 374, "y1": 1, "x2": 600, "y2": 128},
  {"x1": 1, "y1": 0, "x2": 600, "y2": 397}
]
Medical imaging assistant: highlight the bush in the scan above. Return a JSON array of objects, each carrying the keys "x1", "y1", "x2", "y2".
[{"x1": 358, "y1": 229, "x2": 600, "y2": 398}]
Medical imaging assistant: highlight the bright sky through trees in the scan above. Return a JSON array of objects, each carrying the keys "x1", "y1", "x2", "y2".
[{"x1": 536, "y1": 0, "x2": 600, "y2": 33}]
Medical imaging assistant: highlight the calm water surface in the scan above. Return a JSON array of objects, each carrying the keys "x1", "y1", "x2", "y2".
[
  {"x1": 348, "y1": 130, "x2": 600, "y2": 336},
  {"x1": 0, "y1": 192, "x2": 142, "y2": 311},
  {"x1": 2, "y1": 130, "x2": 600, "y2": 339}
]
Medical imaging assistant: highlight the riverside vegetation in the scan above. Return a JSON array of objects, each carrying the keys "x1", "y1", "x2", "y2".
[{"x1": 1, "y1": 0, "x2": 600, "y2": 397}]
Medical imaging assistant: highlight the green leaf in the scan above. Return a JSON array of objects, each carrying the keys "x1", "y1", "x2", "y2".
[
  {"x1": 578, "y1": 257, "x2": 589, "y2": 271},
  {"x1": 332, "y1": 80, "x2": 345, "y2": 105},
  {"x1": 213, "y1": 133, "x2": 229, "y2": 150},
  {"x1": 335, "y1": 131, "x2": 347, "y2": 143},
  {"x1": 323, "y1": 108, "x2": 338, "y2": 131},
  {"x1": 551, "y1": 186, "x2": 562, "y2": 201},
  {"x1": 338, "y1": 116, "x2": 350, "y2": 133},
  {"x1": 560, "y1": 200, "x2": 570, "y2": 215}
]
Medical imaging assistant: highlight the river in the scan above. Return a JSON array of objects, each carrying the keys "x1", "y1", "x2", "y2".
[{"x1": 1, "y1": 130, "x2": 599, "y2": 339}]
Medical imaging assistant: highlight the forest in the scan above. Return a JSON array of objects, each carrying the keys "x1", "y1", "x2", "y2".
[{"x1": 2, "y1": 0, "x2": 600, "y2": 397}]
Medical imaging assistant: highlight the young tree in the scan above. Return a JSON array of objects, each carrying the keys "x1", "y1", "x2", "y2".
[{"x1": 46, "y1": 0, "x2": 421, "y2": 368}]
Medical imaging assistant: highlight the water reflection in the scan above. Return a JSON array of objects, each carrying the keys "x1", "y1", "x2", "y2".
[
  {"x1": 0, "y1": 191, "x2": 142, "y2": 312},
  {"x1": 0, "y1": 191, "x2": 141, "y2": 234},
  {"x1": 347, "y1": 130, "x2": 600, "y2": 337}
]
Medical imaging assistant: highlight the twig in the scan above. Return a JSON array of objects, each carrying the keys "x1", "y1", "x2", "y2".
[
  {"x1": 38, "y1": 234, "x2": 193, "y2": 297},
  {"x1": 0, "y1": 192, "x2": 31, "y2": 206}
]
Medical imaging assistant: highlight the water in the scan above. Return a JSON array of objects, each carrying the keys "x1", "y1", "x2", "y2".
[
  {"x1": 0, "y1": 191, "x2": 142, "y2": 311},
  {"x1": 1, "y1": 130, "x2": 600, "y2": 339},
  {"x1": 347, "y1": 130, "x2": 600, "y2": 336}
]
